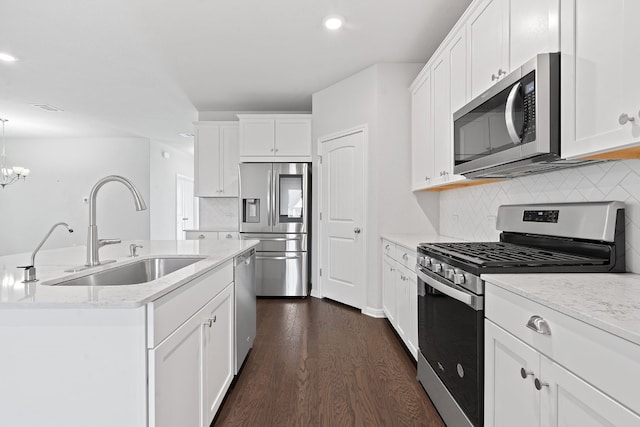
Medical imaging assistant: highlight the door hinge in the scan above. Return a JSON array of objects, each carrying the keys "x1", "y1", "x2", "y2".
[
  {"x1": 319, "y1": 212, "x2": 323, "y2": 220},
  {"x1": 318, "y1": 155, "x2": 322, "y2": 164},
  {"x1": 319, "y1": 268, "x2": 322, "y2": 277}
]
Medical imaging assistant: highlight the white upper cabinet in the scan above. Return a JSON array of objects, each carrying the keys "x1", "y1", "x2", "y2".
[
  {"x1": 468, "y1": 0, "x2": 509, "y2": 98},
  {"x1": 194, "y1": 121, "x2": 239, "y2": 197},
  {"x1": 410, "y1": 69, "x2": 434, "y2": 190},
  {"x1": 468, "y1": 0, "x2": 559, "y2": 99},
  {"x1": 238, "y1": 114, "x2": 312, "y2": 161},
  {"x1": 509, "y1": 0, "x2": 559, "y2": 70},
  {"x1": 561, "y1": 0, "x2": 640, "y2": 159}
]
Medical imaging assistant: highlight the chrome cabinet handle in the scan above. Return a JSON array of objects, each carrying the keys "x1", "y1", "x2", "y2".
[
  {"x1": 425, "y1": 176, "x2": 430, "y2": 181},
  {"x1": 526, "y1": 315, "x2": 551, "y2": 335},
  {"x1": 198, "y1": 234, "x2": 205, "y2": 239},
  {"x1": 354, "y1": 227, "x2": 361, "y2": 234},
  {"x1": 402, "y1": 253, "x2": 409, "y2": 261},
  {"x1": 385, "y1": 244, "x2": 390, "y2": 250},
  {"x1": 498, "y1": 68, "x2": 506, "y2": 76},
  {"x1": 619, "y1": 113, "x2": 635, "y2": 125},
  {"x1": 505, "y1": 82, "x2": 523, "y2": 144},
  {"x1": 520, "y1": 368, "x2": 534, "y2": 379},
  {"x1": 491, "y1": 73, "x2": 498, "y2": 81},
  {"x1": 202, "y1": 316, "x2": 217, "y2": 328},
  {"x1": 225, "y1": 233, "x2": 232, "y2": 239},
  {"x1": 534, "y1": 378, "x2": 549, "y2": 390}
]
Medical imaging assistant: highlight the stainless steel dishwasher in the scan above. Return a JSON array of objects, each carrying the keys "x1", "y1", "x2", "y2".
[{"x1": 234, "y1": 248, "x2": 256, "y2": 374}]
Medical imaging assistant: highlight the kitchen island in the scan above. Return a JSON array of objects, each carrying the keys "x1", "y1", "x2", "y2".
[{"x1": 0, "y1": 239, "x2": 258, "y2": 427}]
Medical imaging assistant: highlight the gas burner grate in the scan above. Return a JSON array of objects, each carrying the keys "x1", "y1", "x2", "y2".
[{"x1": 420, "y1": 242, "x2": 607, "y2": 267}]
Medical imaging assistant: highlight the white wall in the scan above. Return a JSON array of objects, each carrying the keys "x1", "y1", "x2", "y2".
[
  {"x1": 0, "y1": 137, "x2": 150, "y2": 257},
  {"x1": 439, "y1": 159, "x2": 640, "y2": 273},
  {"x1": 149, "y1": 140, "x2": 194, "y2": 239},
  {"x1": 312, "y1": 63, "x2": 439, "y2": 314}
]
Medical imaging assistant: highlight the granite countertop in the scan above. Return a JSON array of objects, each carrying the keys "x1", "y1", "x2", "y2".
[
  {"x1": 380, "y1": 233, "x2": 466, "y2": 251},
  {"x1": 483, "y1": 273, "x2": 640, "y2": 346},
  {"x1": 0, "y1": 239, "x2": 258, "y2": 309}
]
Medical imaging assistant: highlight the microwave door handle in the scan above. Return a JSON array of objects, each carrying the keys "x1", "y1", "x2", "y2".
[{"x1": 505, "y1": 81, "x2": 523, "y2": 144}]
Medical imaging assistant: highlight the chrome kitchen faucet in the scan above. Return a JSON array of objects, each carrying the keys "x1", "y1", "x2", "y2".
[{"x1": 85, "y1": 175, "x2": 147, "y2": 267}]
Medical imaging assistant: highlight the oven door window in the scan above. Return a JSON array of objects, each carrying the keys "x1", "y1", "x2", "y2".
[
  {"x1": 454, "y1": 71, "x2": 536, "y2": 167},
  {"x1": 418, "y1": 275, "x2": 483, "y2": 426}
]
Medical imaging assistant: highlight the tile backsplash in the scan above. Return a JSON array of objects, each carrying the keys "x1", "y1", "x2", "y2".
[
  {"x1": 439, "y1": 159, "x2": 640, "y2": 273},
  {"x1": 199, "y1": 197, "x2": 239, "y2": 229}
]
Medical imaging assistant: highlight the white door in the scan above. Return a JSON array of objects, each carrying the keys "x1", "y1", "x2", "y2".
[
  {"x1": 177, "y1": 175, "x2": 197, "y2": 240},
  {"x1": 320, "y1": 130, "x2": 365, "y2": 309}
]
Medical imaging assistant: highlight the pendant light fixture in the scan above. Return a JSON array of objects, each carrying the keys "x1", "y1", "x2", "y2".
[{"x1": 0, "y1": 118, "x2": 30, "y2": 189}]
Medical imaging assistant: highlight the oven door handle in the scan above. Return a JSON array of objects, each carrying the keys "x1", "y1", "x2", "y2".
[{"x1": 417, "y1": 269, "x2": 483, "y2": 311}]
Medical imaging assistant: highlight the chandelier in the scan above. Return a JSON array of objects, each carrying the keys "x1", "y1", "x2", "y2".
[{"x1": 0, "y1": 118, "x2": 30, "y2": 189}]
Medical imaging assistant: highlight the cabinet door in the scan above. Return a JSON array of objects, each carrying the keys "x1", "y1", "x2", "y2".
[
  {"x1": 382, "y1": 256, "x2": 396, "y2": 325},
  {"x1": 540, "y1": 356, "x2": 640, "y2": 427},
  {"x1": 485, "y1": 321, "x2": 539, "y2": 427},
  {"x1": 202, "y1": 285, "x2": 234, "y2": 426},
  {"x1": 411, "y1": 69, "x2": 435, "y2": 189},
  {"x1": 195, "y1": 124, "x2": 221, "y2": 197},
  {"x1": 468, "y1": 0, "x2": 509, "y2": 98},
  {"x1": 275, "y1": 119, "x2": 311, "y2": 156},
  {"x1": 239, "y1": 119, "x2": 275, "y2": 156},
  {"x1": 220, "y1": 125, "x2": 239, "y2": 196},
  {"x1": 149, "y1": 310, "x2": 202, "y2": 427},
  {"x1": 185, "y1": 231, "x2": 218, "y2": 240},
  {"x1": 450, "y1": 27, "x2": 468, "y2": 115},
  {"x1": 432, "y1": 50, "x2": 452, "y2": 180},
  {"x1": 561, "y1": 0, "x2": 640, "y2": 158},
  {"x1": 407, "y1": 271, "x2": 418, "y2": 360},
  {"x1": 395, "y1": 268, "x2": 410, "y2": 343},
  {"x1": 509, "y1": 0, "x2": 559, "y2": 70}
]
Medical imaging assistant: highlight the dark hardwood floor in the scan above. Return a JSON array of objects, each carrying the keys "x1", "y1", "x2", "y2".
[{"x1": 214, "y1": 297, "x2": 444, "y2": 427}]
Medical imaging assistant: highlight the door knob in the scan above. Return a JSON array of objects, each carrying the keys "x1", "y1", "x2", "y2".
[{"x1": 354, "y1": 227, "x2": 361, "y2": 234}]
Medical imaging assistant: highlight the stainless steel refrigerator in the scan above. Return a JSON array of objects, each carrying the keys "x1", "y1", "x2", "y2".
[{"x1": 239, "y1": 163, "x2": 310, "y2": 297}]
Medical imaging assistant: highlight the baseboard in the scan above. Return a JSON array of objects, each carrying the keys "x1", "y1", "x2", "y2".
[
  {"x1": 310, "y1": 289, "x2": 322, "y2": 299},
  {"x1": 362, "y1": 306, "x2": 386, "y2": 318}
]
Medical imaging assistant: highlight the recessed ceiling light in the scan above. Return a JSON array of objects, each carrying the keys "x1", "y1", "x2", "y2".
[
  {"x1": 179, "y1": 133, "x2": 194, "y2": 138},
  {"x1": 323, "y1": 15, "x2": 344, "y2": 31},
  {"x1": 0, "y1": 52, "x2": 18, "y2": 62}
]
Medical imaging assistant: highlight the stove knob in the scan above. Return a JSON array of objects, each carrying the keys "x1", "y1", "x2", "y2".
[
  {"x1": 445, "y1": 269, "x2": 455, "y2": 280},
  {"x1": 432, "y1": 263, "x2": 443, "y2": 273},
  {"x1": 453, "y1": 273, "x2": 466, "y2": 285},
  {"x1": 422, "y1": 257, "x2": 432, "y2": 267}
]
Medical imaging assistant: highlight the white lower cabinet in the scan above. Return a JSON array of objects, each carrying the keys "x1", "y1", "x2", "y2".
[
  {"x1": 381, "y1": 239, "x2": 418, "y2": 359},
  {"x1": 485, "y1": 283, "x2": 640, "y2": 427}
]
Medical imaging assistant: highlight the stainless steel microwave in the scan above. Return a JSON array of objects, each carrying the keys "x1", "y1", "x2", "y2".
[{"x1": 452, "y1": 53, "x2": 587, "y2": 179}]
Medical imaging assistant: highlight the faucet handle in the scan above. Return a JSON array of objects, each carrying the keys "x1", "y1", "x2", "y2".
[
  {"x1": 98, "y1": 238, "x2": 122, "y2": 248},
  {"x1": 17, "y1": 265, "x2": 37, "y2": 283},
  {"x1": 129, "y1": 244, "x2": 143, "y2": 257}
]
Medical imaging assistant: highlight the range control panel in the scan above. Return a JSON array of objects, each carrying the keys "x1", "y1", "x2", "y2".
[{"x1": 523, "y1": 210, "x2": 559, "y2": 223}]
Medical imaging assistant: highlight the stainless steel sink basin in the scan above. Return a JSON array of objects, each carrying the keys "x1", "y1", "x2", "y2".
[{"x1": 50, "y1": 257, "x2": 205, "y2": 286}]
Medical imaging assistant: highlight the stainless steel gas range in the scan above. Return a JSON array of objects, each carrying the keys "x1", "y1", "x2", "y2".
[{"x1": 416, "y1": 202, "x2": 626, "y2": 427}]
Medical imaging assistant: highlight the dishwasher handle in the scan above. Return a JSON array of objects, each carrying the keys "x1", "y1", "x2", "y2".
[{"x1": 235, "y1": 248, "x2": 256, "y2": 266}]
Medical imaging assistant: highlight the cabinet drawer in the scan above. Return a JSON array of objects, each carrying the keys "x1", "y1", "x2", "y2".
[
  {"x1": 382, "y1": 240, "x2": 396, "y2": 258},
  {"x1": 396, "y1": 246, "x2": 417, "y2": 273},
  {"x1": 486, "y1": 283, "x2": 640, "y2": 415},
  {"x1": 147, "y1": 261, "x2": 233, "y2": 347},
  {"x1": 185, "y1": 231, "x2": 218, "y2": 240},
  {"x1": 219, "y1": 232, "x2": 239, "y2": 240}
]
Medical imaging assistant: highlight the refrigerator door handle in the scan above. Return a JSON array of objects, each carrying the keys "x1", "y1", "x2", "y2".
[
  {"x1": 273, "y1": 170, "x2": 279, "y2": 228},
  {"x1": 266, "y1": 168, "x2": 272, "y2": 227}
]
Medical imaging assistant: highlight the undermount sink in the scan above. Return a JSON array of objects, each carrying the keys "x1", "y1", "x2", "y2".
[{"x1": 50, "y1": 257, "x2": 205, "y2": 286}]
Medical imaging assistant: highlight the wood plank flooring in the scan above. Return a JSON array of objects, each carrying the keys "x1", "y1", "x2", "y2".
[{"x1": 213, "y1": 297, "x2": 444, "y2": 427}]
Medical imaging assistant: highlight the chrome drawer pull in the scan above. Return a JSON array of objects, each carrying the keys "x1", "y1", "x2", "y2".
[{"x1": 526, "y1": 315, "x2": 551, "y2": 335}]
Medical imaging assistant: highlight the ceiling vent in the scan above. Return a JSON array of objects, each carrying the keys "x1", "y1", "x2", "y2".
[{"x1": 32, "y1": 104, "x2": 64, "y2": 112}]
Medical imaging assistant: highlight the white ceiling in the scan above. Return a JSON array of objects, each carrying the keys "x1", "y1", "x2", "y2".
[{"x1": 0, "y1": 0, "x2": 471, "y2": 148}]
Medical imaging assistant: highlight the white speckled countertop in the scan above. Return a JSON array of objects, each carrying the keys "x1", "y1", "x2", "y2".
[
  {"x1": 380, "y1": 233, "x2": 466, "y2": 251},
  {"x1": 0, "y1": 239, "x2": 258, "y2": 309},
  {"x1": 483, "y1": 273, "x2": 640, "y2": 346}
]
